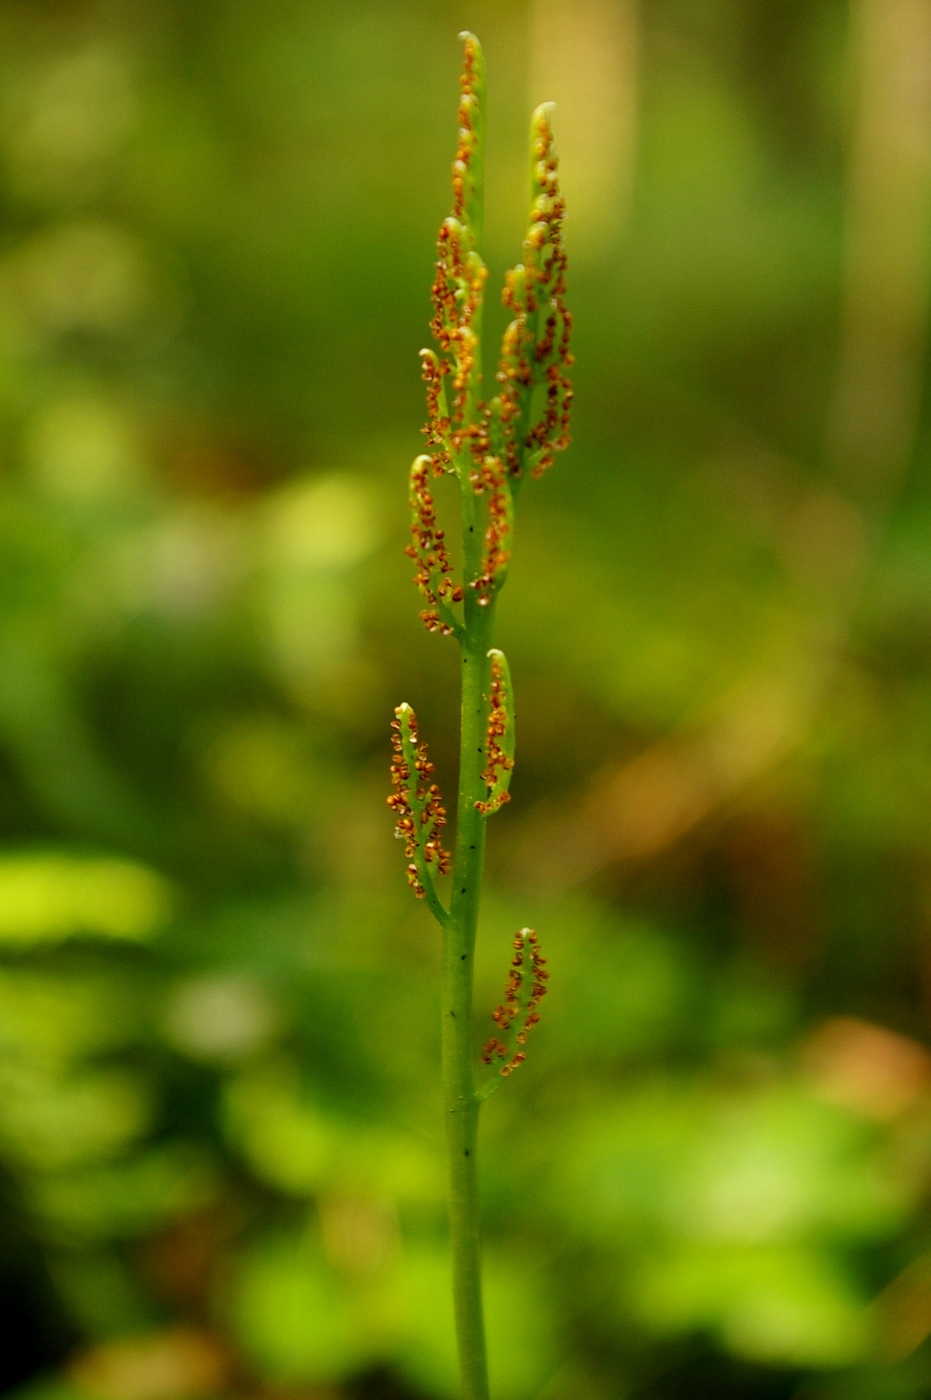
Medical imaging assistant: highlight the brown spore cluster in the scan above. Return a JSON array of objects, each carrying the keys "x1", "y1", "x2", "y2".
[
  {"x1": 429, "y1": 219, "x2": 487, "y2": 449},
  {"x1": 482, "y1": 928, "x2": 549, "y2": 1076},
  {"x1": 497, "y1": 107, "x2": 573, "y2": 479},
  {"x1": 410, "y1": 49, "x2": 573, "y2": 624},
  {"x1": 420, "y1": 350, "x2": 451, "y2": 474},
  {"x1": 475, "y1": 651, "x2": 514, "y2": 813},
  {"x1": 468, "y1": 453, "x2": 510, "y2": 607},
  {"x1": 405, "y1": 455, "x2": 463, "y2": 636},
  {"x1": 387, "y1": 706, "x2": 451, "y2": 897},
  {"x1": 426, "y1": 41, "x2": 488, "y2": 468}
]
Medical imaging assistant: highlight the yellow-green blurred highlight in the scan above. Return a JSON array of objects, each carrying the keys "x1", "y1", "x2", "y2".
[{"x1": 2, "y1": 1, "x2": 931, "y2": 1398}]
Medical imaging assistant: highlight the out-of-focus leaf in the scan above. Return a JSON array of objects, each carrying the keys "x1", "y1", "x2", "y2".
[
  {"x1": 633, "y1": 1242, "x2": 869, "y2": 1367},
  {"x1": 229, "y1": 1232, "x2": 363, "y2": 1384},
  {"x1": 0, "y1": 1063, "x2": 149, "y2": 1172},
  {"x1": 0, "y1": 853, "x2": 171, "y2": 944},
  {"x1": 0, "y1": 970, "x2": 144, "y2": 1065},
  {"x1": 548, "y1": 920, "x2": 693, "y2": 1059},
  {"x1": 28, "y1": 1147, "x2": 217, "y2": 1239},
  {"x1": 548, "y1": 1081, "x2": 912, "y2": 1247},
  {"x1": 223, "y1": 1060, "x2": 444, "y2": 1205}
]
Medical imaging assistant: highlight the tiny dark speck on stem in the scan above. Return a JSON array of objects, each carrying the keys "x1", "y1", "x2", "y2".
[
  {"x1": 464, "y1": 1150, "x2": 470, "y2": 1157},
  {"x1": 461, "y1": 954, "x2": 466, "y2": 960}
]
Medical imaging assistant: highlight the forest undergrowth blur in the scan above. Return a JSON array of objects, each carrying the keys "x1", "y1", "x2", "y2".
[{"x1": 3, "y1": 2, "x2": 931, "y2": 1399}]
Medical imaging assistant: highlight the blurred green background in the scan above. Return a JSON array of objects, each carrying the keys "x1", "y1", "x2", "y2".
[{"x1": 4, "y1": 0, "x2": 931, "y2": 1397}]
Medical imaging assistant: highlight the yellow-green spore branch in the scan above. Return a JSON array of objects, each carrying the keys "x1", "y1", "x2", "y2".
[{"x1": 475, "y1": 648, "x2": 515, "y2": 815}]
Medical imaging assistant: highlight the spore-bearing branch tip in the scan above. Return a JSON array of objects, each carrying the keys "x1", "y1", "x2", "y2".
[
  {"x1": 405, "y1": 454, "x2": 464, "y2": 639},
  {"x1": 479, "y1": 928, "x2": 549, "y2": 1090},
  {"x1": 475, "y1": 648, "x2": 515, "y2": 815},
  {"x1": 387, "y1": 703, "x2": 450, "y2": 923}
]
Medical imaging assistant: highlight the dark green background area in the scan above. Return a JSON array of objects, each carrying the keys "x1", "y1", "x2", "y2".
[{"x1": 0, "y1": 2, "x2": 930, "y2": 1398}]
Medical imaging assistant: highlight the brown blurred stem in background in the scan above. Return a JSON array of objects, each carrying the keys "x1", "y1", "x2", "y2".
[{"x1": 522, "y1": 0, "x2": 931, "y2": 890}]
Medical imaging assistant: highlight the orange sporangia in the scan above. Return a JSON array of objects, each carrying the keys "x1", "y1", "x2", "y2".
[
  {"x1": 468, "y1": 454, "x2": 511, "y2": 607},
  {"x1": 420, "y1": 350, "x2": 452, "y2": 476},
  {"x1": 387, "y1": 705, "x2": 451, "y2": 899},
  {"x1": 424, "y1": 37, "x2": 490, "y2": 475},
  {"x1": 481, "y1": 928, "x2": 549, "y2": 1075},
  {"x1": 494, "y1": 105, "x2": 573, "y2": 481},
  {"x1": 475, "y1": 650, "x2": 514, "y2": 814},
  {"x1": 391, "y1": 37, "x2": 567, "y2": 1388},
  {"x1": 414, "y1": 60, "x2": 571, "y2": 631},
  {"x1": 429, "y1": 220, "x2": 488, "y2": 443},
  {"x1": 404, "y1": 454, "x2": 463, "y2": 637}
]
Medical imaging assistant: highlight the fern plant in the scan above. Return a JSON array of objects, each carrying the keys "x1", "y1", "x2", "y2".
[{"x1": 388, "y1": 32, "x2": 572, "y2": 1400}]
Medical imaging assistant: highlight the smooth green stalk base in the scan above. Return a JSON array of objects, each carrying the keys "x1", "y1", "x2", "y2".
[{"x1": 443, "y1": 601, "x2": 495, "y2": 1400}]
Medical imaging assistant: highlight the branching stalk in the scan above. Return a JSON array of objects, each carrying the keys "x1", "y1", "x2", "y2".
[{"x1": 388, "y1": 32, "x2": 572, "y2": 1399}]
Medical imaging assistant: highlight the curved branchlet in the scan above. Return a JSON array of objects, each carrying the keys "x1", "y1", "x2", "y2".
[
  {"x1": 477, "y1": 928, "x2": 549, "y2": 1098},
  {"x1": 424, "y1": 33, "x2": 488, "y2": 477},
  {"x1": 475, "y1": 649, "x2": 515, "y2": 815},
  {"x1": 420, "y1": 349, "x2": 453, "y2": 475},
  {"x1": 405, "y1": 454, "x2": 464, "y2": 638},
  {"x1": 387, "y1": 704, "x2": 450, "y2": 925},
  {"x1": 427, "y1": 218, "x2": 487, "y2": 469},
  {"x1": 490, "y1": 102, "x2": 574, "y2": 486},
  {"x1": 469, "y1": 453, "x2": 514, "y2": 607},
  {"x1": 421, "y1": 27, "x2": 490, "y2": 549}
]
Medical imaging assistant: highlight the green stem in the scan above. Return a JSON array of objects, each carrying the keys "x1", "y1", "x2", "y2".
[
  {"x1": 443, "y1": 583, "x2": 495, "y2": 1400},
  {"x1": 442, "y1": 37, "x2": 493, "y2": 1391}
]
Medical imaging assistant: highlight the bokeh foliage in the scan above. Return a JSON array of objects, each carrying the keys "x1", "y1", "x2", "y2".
[{"x1": 2, "y1": 1, "x2": 931, "y2": 1398}]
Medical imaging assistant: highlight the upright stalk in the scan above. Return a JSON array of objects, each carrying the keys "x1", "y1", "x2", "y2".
[
  {"x1": 387, "y1": 32, "x2": 572, "y2": 1399},
  {"x1": 444, "y1": 598, "x2": 495, "y2": 1399}
]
